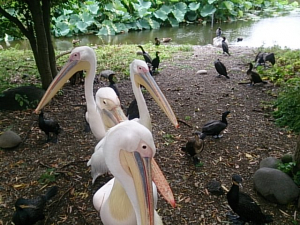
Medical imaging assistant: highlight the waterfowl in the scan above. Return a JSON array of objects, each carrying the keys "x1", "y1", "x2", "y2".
[
  {"x1": 254, "y1": 52, "x2": 275, "y2": 67},
  {"x1": 126, "y1": 98, "x2": 139, "y2": 120},
  {"x1": 38, "y1": 111, "x2": 61, "y2": 143},
  {"x1": 202, "y1": 111, "x2": 230, "y2": 138},
  {"x1": 222, "y1": 37, "x2": 230, "y2": 56},
  {"x1": 12, "y1": 186, "x2": 58, "y2": 225},
  {"x1": 227, "y1": 174, "x2": 273, "y2": 224},
  {"x1": 152, "y1": 51, "x2": 160, "y2": 73},
  {"x1": 108, "y1": 74, "x2": 120, "y2": 99},
  {"x1": 162, "y1": 38, "x2": 172, "y2": 43},
  {"x1": 216, "y1": 27, "x2": 222, "y2": 37},
  {"x1": 181, "y1": 131, "x2": 206, "y2": 165},
  {"x1": 137, "y1": 45, "x2": 152, "y2": 65},
  {"x1": 247, "y1": 63, "x2": 267, "y2": 85},
  {"x1": 214, "y1": 59, "x2": 229, "y2": 79},
  {"x1": 154, "y1": 37, "x2": 160, "y2": 46}
]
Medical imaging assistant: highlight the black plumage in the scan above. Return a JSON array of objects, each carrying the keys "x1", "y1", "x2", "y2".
[
  {"x1": 12, "y1": 186, "x2": 58, "y2": 225},
  {"x1": 181, "y1": 131, "x2": 206, "y2": 165},
  {"x1": 202, "y1": 111, "x2": 230, "y2": 138},
  {"x1": 247, "y1": 63, "x2": 267, "y2": 85},
  {"x1": 254, "y1": 52, "x2": 275, "y2": 67},
  {"x1": 237, "y1": 38, "x2": 243, "y2": 42},
  {"x1": 108, "y1": 74, "x2": 120, "y2": 99},
  {"x1": 137, "y1": 45, "x2": 152, "y2": 65},
  {"x1": 154, "y1": 37, "x2": 160, "y2": 46},
  {"x1": 214, "y1": 59, "x2": 229, "y2": 79},
  {"x1": 151, "y1": 51, "x2": 160, "y2": 73},
  {"x1": 222, "y1": 37, "x2": 230, "y2": 56},
  {"x1": 126, "y1": 98, "x2": 139, "y2": 120},
  {"x1": 227, "y1": 174, "x2": 273, "y2": 224},
  {"x1": 216, "y1": 27, "x2": 222, "y2": 37},
  {"x1": 38, "y1": 111, "x2": 61, "y2": 143}
]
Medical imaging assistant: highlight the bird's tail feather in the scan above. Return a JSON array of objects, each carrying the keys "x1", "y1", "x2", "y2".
[{"x1": 44, "y1": 186, "x2": 58, "y2": 201}]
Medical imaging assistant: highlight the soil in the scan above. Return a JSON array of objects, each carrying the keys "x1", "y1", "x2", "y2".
[{"x1": 0, "y1": 45, "x2": 299, "y2": 225}]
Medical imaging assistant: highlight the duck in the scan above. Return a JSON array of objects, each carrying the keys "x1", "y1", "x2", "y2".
[
  {"x1": 216, "y1": 27, "x2": 222, "y2": 37},
  {"x1": 214, "y1": 59, "x2": 229, "y2": 79},
  {"x1": 181, "y1": 131, "x2": 206, "y2": 165},
  {"x1": 38, "y1": 111, "x2": 61, "y2": 143},
  {"x1": 162, "y1": 38, "x2": 172, "y2": 43},
  {"x1": 154, "y1": 37, "x2": 160, "y2": 46},
  {"x1": 151, "y1": 51, "x2": 160, "y2": 73},
  {"x1": 227, "y1": 174, "x2": 273, "y2": 224},
  {"x1": 202, "y1": 111, "x2": 230, "y2": 138},
  {"x1": 12, "y1": 186, "x2": 58, "y2": 225},
  {"x1": 247, "y1": 63, "x2": 267, "y2": 85},
  {"x1": 222, "y1": 37, "x2": 230, "y2": 56}
]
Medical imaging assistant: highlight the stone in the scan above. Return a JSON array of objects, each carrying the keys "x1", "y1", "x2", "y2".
[
  {"x1": 196, "y1": 70, "x2": 207, "y2": 75},
  {"x1": 0, "y1": 130, "x2": 22, "y2": 149},
  {"x1": 259, "y1": 157, "x2": 280, "y2": 169},
  {"x1": 253, "y1": 167, "x2": 299, "y2": 204}
]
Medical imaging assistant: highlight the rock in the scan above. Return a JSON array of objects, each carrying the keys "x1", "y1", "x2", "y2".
[
  {"x1": 259, "y1": 157, "x2": 280, "y2": 169},
  {"x1": 253, "y1": 167, "x2": 299, "y2": 204},
  {"x1": 196, "y1": 70, "x2": 207, "y2": 75},
  {"x1": 0, "y1": 130, "x2": 22, "y2": 149},
  {"x1": 281, "y1": 154, "x2": 293, "y2": 163},
  {"x1": 0, "y1": 86, "x2": 45, "y2": 110}
]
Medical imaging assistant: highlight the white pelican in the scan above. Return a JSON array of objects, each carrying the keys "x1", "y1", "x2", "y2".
[
  {"x1": 93, "y1": 120, "x2": 166, "y2": 225},
  {"x1": 34, "y1": 46, "x2": 124, "y2": 141}
]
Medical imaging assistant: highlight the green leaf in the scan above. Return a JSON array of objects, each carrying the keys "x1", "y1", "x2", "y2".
[
  {"x1": 223, "y1": 1, "x2": 235, "y2": 11},
  {"x1": 86, "y1": 3, "x2": 99, "y2": 14},
  {"x1": 173, "y1": 2, "x2": 187, "y2": 22},
  {"x1": 63, "y1": 9, "x2": 73, "y2": 15},
  {"x1": 82, "y1": 12, "x2": 95, "y2": 25},
  {"x1": 208, "y1": 0, "x2": 217, "y2": 4},
  {"x1": 168, "y1": 17, "x2": 179, "y2": 27},
  {"x1": 55, "y1": 22, "x2": 70, "y2": 36},
  {"x1": 154, "y1": 5, "x2": 172, "y2": 21},
  {"x1": 200, "y1": 4, "x2": 216, "y2": 17},
  {"x1": 76, "y1": 21, "x2": 88, "y2": 32},
  {"x1": 186, "y1": 11, "x2": 197, "y2": 21},
  {"x1": 189, "y1": 2, "x2": 200, "y2": 11},
  {"x1": 136, "y1": 19, "x2": 150, "y2": 30},
  {"x1": 147, "y1": 18, "x2": 160, "y2": 29},
  {"x1": 244, "y1": 1, "x2": 253, "y2": 10}
]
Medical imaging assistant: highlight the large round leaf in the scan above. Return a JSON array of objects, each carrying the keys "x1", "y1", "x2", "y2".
[
  {"x1": 189, "y1": 2, "x2": 200, "y2": 11},
  {"x1": 86, "y1": 3, "x2": 99, "y2": 15},
  {"x1": 154, "y1": 5, "x2": 172, "y2": 21},
  {"x1": 200, "y1": 4, "x2": 216, "y2": 17},
  {"x1": 186, "y1": 11, "x2": 198, "y2": 22},
  {"x1": 173, "y1": 2, "x2": 187, "y2": 22},
  {"x1": 148, "y1": 18, "x2": 160, "y2": 29},
  {"x1": 75, "y1": 21, "x2": 88, "y2": 32},
  {"x1": 223, "y1": 1, "x2": 235, "y2": 11},
  {"x1": 168, "y1": 17, "x2": 179, "y2": 27}
]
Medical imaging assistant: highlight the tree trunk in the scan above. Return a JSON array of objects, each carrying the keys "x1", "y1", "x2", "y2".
[{"x1": 294, "y1": 135, "x2": 300, "y2": 170}]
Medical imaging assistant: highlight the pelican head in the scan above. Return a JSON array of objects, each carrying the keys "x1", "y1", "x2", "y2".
[
  {"x1": 102, "y1": 120, "x2": 157, "y2": 224},
  {"x1": 130, "y1": 59, "x2": 178, "y2": 129}
]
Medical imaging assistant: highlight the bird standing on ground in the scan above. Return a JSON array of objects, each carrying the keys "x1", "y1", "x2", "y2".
[
  {"x1": 254, "y1": 52, "x2": 275, "y2": 67},
  {"x1": 137, "y1": 45, "x2": 152, "y2": 65},
  {"x1": 247, "y1": 63, "x2": 267, "y2": 86},
  {"x1": 108, "y1": 74, "x2": 120, "y2": 99},
  {"x1": 181, "y1": 131, "x2": 206, "y2": 165},
  {"x1": 227, "y1": 174, "x2": 273, "y2": 224},
  {"x1": 126, "y1": 98, "x2": 139, "y2": 120},
  {"x1": 202, "y1": 111, "x2": 230, "y2": 138},
  {"x1": 152, "y1": 51, "x2": 160, "y2": 73},
  {"x1": 216, "y1": 27, "x2": 222, "y2": 37},
  {"x1": 38, "y1": 111, "x2": 61, "y2": 143},
  {"x1": 222, "y1": 37, "x2": 230, "y2": 56},
  {"x1": 12, "y1": 186, "x2": 58, "y2": 225},
  {"x1": 154, "y1": 37, "x2": 160, "y2": 46},
  {"x1": 214, "y1": 59, "x2": 229, "y2": 79}
]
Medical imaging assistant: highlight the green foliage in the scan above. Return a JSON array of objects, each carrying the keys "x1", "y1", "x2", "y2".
[
  {"x1": 277, "y1": 161, "x2": 300, "y2": 186},
  {"x1": 38, "y1": 168, "x2": 59, "y2": 184},
  {"x1": 14, "y1": 93, "x2": 39, "y2": 109}
]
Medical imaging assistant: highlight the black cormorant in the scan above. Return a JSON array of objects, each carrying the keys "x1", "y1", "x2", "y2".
[
  {"x1": 152, "y1": 51, "x2": 160, "y2": 73},
  {"x1": 247, "y1": 63, "x2": 267, "y2": 85},
  {"x1": 255, "y1": 52, "x2": 276, "y2": 67},
  {"x1": 222, "y1": 37, "x2": 230, "y2": 56},
  {"x1": 12, "y1": 186, "x2": 58, "y2": 225},
  {"x1": 202, "y1": 111, "x2": 230, "y2": 138},
  {"x1": 38, "y1": 111, "x2": 61, "y2": 143},
  {"x1": 137, "y1": 45, "x2": 152, "y2": 65},
  {"x1": 216, "y1": 27, "x2": 222, "y2": 37},
  {"x1": 108, "y1": 74, "x2": 120, "y2": 99},
  {"x1": 181, "y1": 131, "x2": 206, "y2": 165},
  {"x1": 214, "y1": 59, "x2": 229, "y2": 79},
  {"x1": 227, "y1": 174, "x2": 273, "y2": 224},
  {"x1": 126, "y1": 98, "x2": 139, "y2": 120}
]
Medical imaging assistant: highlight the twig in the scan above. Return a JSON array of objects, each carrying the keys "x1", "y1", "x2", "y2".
[
  {"x1": 178, "y1": 118, "x2": 192, "y2": 128},
  {"x1": 238, "y1": 81, "x2": 251, "y2": 85},
  {"x1": 55, "y1": 50, "x2": 73, "y2": 61}
]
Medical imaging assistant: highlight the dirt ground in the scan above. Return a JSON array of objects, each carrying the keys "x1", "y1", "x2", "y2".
[{"x1": 0, "y1": 45, "x2": 299, "y2": 225}]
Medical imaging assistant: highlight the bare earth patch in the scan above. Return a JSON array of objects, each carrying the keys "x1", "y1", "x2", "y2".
[{"x1": 0, "y1": 45, "x2": 298, "y2": 224}]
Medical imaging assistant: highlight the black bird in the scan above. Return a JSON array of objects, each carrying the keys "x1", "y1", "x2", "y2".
[
  {"x1": 222, "y1": 37, "x2": 230, "y2": 56},
  {"x1": 216, "y1": 27, "x2": 222, "y2": 37},
  {"x1": 247, "y1": 63, "x2": 267, "y2": 86},
  {"x1": 202, "y1": 111, "x2": 230, "y2": 138},
  {"x1": 227, "y1": 174, "x2": 273, "y2": 224},
  {"x1": 38, "y1": 111, "x2": 61, "y2": 143},
  {"x1": 154, "y1": 37, "x2": 160, "y2": 46},
  {"x1": 12, "y1": 186, "x2": 58, "y2": 225},
  {"x1": 137, "y1": 45, "x2": 152, "y2": 65},
  {"x1": 108, "y1": 74, "x2": 120, "y2": 99},
  {"x1": 254, "y1": 52, "x2": 275, "y2": 67},
  {"x1": 181, "y1": 131, "x2": 206, "y2": 165},
  {"x1": 237, "y1": 38, "x2": 243, "y2": 42},
  {"x1": 151, "y1": 51, "x2": 160, "y2": 73},
  {"x1": 214, "y1": 59, "x2": 229, "y2": 79},
  {"x1": 126, "y1": 98, "x2": 139, "y2": 120}
]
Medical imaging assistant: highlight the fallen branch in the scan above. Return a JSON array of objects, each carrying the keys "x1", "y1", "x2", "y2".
[{"x1": 178, "y1": 118, "x2": 192, "y2": 128}]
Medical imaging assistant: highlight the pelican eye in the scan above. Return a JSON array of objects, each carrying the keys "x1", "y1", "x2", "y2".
[
  {"x1": 103, "y1": 100, "x2": 107, "y2": 104},
  {"x1": 142, "y1": 145, "x2": 147, "y2": 149}
]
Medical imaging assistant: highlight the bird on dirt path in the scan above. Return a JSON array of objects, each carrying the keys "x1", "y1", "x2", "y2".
[
  {"x1": 137, "y1": 45, "x2": 152, "y2": 65},
  {"x1": 151, "y1": 51, "x2": 160, "y2": 74},
  {"x1": 222, "y1": 37, "x2": 230, "y2": 56},
  {"x1": 254, "y1": 52, "x2": 275, "y2": 67},
  {"x1": 202, "y1": 111, "x2": 230, "y2": 138},
  {"x1": 108, "y1": 74, "x2": 120, "y2": 100},
  {"x1": 227, "y1": 174, "x2": 273, "y2": 224},
  {"x1": 214, "y1": 59, "x2": 229, "y2": 79},
  {"x1": 38, "y1": 111, "x2": 61, "y2": 143},
  {"x1": 247, "y1": 63, "x2": 267, "y2": 86},
  {"x1": 12, "y1": 186, "x2": 58, "y2": 225},
  {"x1": 181, "y1": 131, "x2": 206, "y2": 165}
]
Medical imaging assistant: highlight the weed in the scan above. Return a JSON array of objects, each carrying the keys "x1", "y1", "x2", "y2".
[{"x1": 38, "y1": 168, "x2": 59, "y2": 184}]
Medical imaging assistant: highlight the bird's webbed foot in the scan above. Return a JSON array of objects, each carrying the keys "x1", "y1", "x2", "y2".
[{"x1": 213, "y1": 134, "x2": 223, "y2": 139}]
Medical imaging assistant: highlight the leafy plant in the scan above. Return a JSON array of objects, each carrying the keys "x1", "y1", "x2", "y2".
[
  {"x1": 163, "y1": 133, "x2": 174, "y2": 145},
  {"x1": 38, "y1": 168, "x2": 59, "y2": 184},
  {"x1": 277, "y1": 161, "x2": 300, "y2": 186}
]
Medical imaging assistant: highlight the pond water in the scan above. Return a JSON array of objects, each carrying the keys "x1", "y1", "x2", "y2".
[{"x1": 2, "y1": 9, "x2": 300, "y2": 50}]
